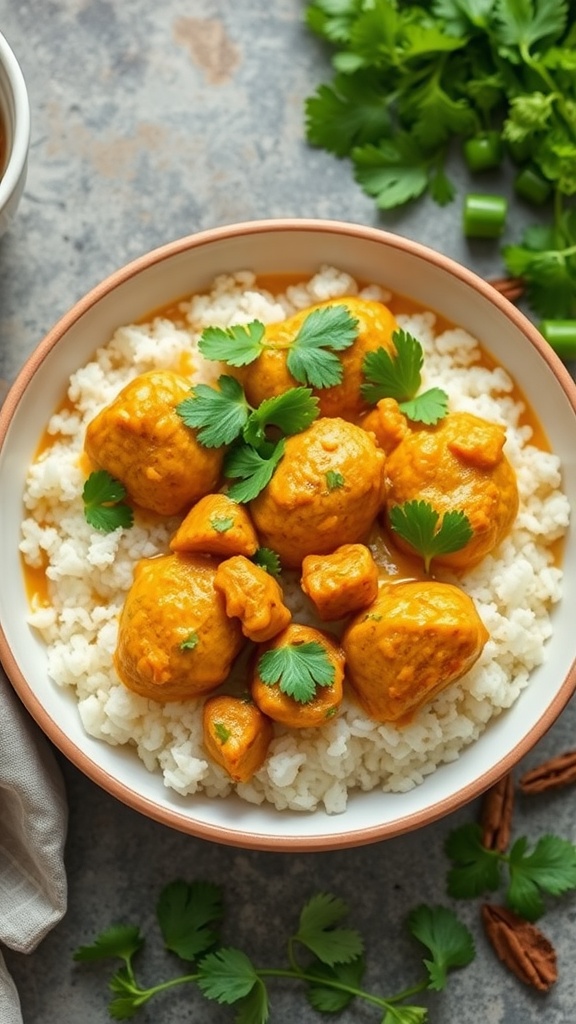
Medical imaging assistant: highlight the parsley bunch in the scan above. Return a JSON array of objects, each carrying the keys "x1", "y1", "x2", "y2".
[
  {"x1": 304, "y1": 0, "x2": 576, "y2": 323},
  {"x1": 73, "y1": 879, "x2": 475, "y2": 1021}
]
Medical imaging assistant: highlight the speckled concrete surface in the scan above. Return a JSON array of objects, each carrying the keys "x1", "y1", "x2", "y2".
[{"x1": 1, "y1": 3, "x2": 575, "y2": 1023}]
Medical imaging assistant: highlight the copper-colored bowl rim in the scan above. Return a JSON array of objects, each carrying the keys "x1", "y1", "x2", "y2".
[{"x1": 1, "y1": 217, "x2": 575, "y2": 851}]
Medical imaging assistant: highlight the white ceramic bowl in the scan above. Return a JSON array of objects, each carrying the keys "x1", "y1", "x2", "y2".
[
  {"x1": 0, "y1": 31, "x2": 29, "y2": 236},
  {"x1": 1, "y1": 219, "x2": 575, "y2": 850}
]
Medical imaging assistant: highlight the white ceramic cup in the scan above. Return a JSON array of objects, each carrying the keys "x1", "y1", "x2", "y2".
[{"x1": 0, "y1": 31, "x2": 30, "y2": 236}]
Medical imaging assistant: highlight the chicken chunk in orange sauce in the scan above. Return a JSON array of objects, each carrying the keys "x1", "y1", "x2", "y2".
[
  {"x1": 114, "y1": 553, "x2": 245, "y2": 702},
  {"x1": 385, "y1": 411, "x2": 519, "y2": 569},
  {"x1": 301, "y1": 543, "x2": 379, "y2": 621},
  {"x1": 250, "y1": 416, "x2": 386, "y2": 568},
  {"x1": 202, "y1": 695, "x2": 273, "y2": 783},
  {"x1": 236, "y1": 296, "x2": 399, "y2": 422},
  {"x1": 342, "y1": 580, "x2": 489, "y2": 723},
  {"x1": 170, "y1": 493, "x2": 259, "y2": 558},
  {"x1": 84, "y1": 369, "x2": 224, "y2": 516},
  {"x1": 251, "y1": 623, "x2": 345, "y2": 728},
  {"x1": 214, "y1": 555, "x2": 291, "y2": 643}
]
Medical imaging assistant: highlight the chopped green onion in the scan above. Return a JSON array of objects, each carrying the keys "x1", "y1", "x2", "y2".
[
  {"x1": 539, "y1": 320, "x2": 576, "y2": 360},
  {"x1": 514, "y1": 167, "x2": 552, "y2": 206},
  {"x1": 463, "y1": 132, "x2": 502, "y2": 172},
  {"x1": 463, "y1": 193, "x2": 508, "y2": 239}
]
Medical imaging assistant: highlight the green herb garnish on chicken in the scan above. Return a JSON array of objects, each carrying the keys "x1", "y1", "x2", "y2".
[
  {"x1": 82, "y1": 470, "x2": 134, "y2": 533},
  {"x1": 198, "y1": 304, "x2": 359, "y2": 388},
  {"x1": 252, "y1": 546, "x2": 282, "y2": 578},
  {"x1": 177, "y1": 379, "x2": 320, "y2": 502},
  {"x1": 389, "y1": 500, "x2": 473, "y2": 572},
  {"x1": 258, "y1": 641, "x2": 335, "y2": 704},
  {"x1": 361, "y1": 329, "x2": 449, "y2": 425}
]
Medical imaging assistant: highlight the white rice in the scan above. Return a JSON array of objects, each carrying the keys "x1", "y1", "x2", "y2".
[{"x1": 19, "y1": 266, "x2": 570, "y2": 814}]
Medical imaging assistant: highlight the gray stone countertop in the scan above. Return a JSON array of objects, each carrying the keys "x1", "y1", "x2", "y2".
[{"x1": 1, "y1": 3, "x2": 575, "y2": 1023}]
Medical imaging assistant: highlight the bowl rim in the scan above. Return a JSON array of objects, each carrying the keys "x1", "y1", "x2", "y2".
[
  {"x1": 1, "y1": 217, "x2": 575, "y2": 850},
  {"x1": 0, "y1": 30, "x2": 30, "y2": 210}
]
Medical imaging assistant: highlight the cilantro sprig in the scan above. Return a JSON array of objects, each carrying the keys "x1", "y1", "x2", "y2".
[
  {"x1": 198, "y1": 304, "x2": 359, "y2": 389},
  {"x1": 361, "y1": 329, "x2": 449, "y2": 425},
  {"x1": 177, "y1": 379, "x2": 319, "y2": 502},
  {"x1": 257, "y1": 641, "x2": 335, "y2": 704},
  {"x1": 303, "y1": 0, "x2": 576, "y2": 325},
  {"x1": 446, "y1": 823, "x2": 576, "y2": 922},
  {"x1": 389, "y1": 500, "x2": 473, "y2": 572},
  {"x1": 73, "y1": 880, "x2": 475, "y2": 1021},
  {"x1": 82, "y1": 470, "x2": 134, "y2": 533}
]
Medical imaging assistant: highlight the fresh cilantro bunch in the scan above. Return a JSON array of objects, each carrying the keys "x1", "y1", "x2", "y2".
[
  {"x1": 304, "y1": 0, "x2": 576, "y2": 322},
  {"x1": 73, "y1": 878, "x2": 475, "y2": 1021},
  {"x1": 445, "y1": 823, "x2": 576, "y2": 921},
  {"x1": 361, "y1": 329, "x2": 449, "y2": 425}
]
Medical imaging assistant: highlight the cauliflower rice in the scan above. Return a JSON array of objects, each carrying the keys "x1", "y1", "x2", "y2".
[{"x1": 19, "y1": 266, "x2": 570, "y2": 814}]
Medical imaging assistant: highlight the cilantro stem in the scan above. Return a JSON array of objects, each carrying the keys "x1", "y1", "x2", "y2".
[{"x1": 257, "y1": 966, "x2": 428, "y2": 1011}]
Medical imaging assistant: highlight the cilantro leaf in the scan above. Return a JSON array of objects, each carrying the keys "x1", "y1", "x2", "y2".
[
  {"x1": 196, "y1": 947, "x2": 261, "y2": 1004},
  {"x1": 225, "y1": 440, "x2": 286, "y2": 503},
  {"x1": 306, "y1": 957, "x2": 365, "y2": 1013},
  {"x1": 210, "y1": 515, "x2": 234, "y2": 533},
  {"x1": 258, "y1": 641, "x2": 335, "y2": 704},
  {"x1": 353, "y1": 136, "x2": 430, "y2": 209},
  {"x1": 361, "y1": 329, "x2": 424, "y2": 403},
  {"x1": 73, "y1": 924, "x2": 144, "y2": 963},
  {"x1": 305, "y1": 71, "x2": 392, "y2": 156},
  {"x1": 82, "y1": 470, "x2": 134, "y2": 533},
  {"x1": 198, "y1": 321, "x2": 266, "y2": 366},
  {"x1": 389, "y1": 501, "x2": 473, "y2": 572},
  {"x1": 445, "y1": 823, "x2": 502, "y2": 898},
  {"x1": 506, "y1": 834, "x2": 576, "y2": 921},
  {"x1": 156, "y1": 880, "x2": 223, "y2": 961},
  {"x1": 408, "y1": 905, "x2": 475, "y2": 991},
  {"x1": 176, "y1": 375, "x2": 249, "y2": 448},
  {"x1": 285, "y1": 304, "x2": 358, "y2": 389},
  {"x1": 252, "y1": 547, "x2": 282, "y2": 578},
  {"x1": 180, "y1": 632, "x2": 199, "y2": 651},
  {"x1": 326, "y1": 469, "x2": 345, "y2": 490},
  {"x1": 361, "y1": 331, "x2": 448, "y2": 422},
  {"x1": 242, "y1": 387, "x2": 319, "y2": 449},
  {"x1": 295, "y1": 893, "x2": 364, "y2": 966},
  {"x1": 399, "y1": 387, "x2": 450, "y2": 425},
  {"x1": 234, "y1": 982, "x2": 270, "y2": 1024},
  {"x1": 493, "y1": 0, "x2": 568, "y2": 53}
]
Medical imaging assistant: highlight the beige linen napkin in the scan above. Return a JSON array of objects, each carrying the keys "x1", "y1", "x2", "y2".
[{"x1": 0, "y1": 668, "x2": 68, "y2": 1024}]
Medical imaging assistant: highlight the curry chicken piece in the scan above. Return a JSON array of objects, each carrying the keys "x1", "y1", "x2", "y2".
[
  {"x1": 114, "y1": 553, "x2": 244, "y2": 702},
  {"x1": 342, "y1": 580, "x2": 489, "y2": 723},
  {"x1": 236, "y1": 296, "x2": 398, "y2": 422},
  {"x1": 202, "y1": 695, "x2": 273, "y2": 783},
  {"x1": 84, "y1": 369, "x2": 224, "y2": 517},
  {"x1": 250, "y1": 416, "x2": 386, "y2": 568},
  {"x1": 301, "y1": 543, "x2": 379, "y2": 621},
  {"x1": 170, "y1": 493, "x2": 259, "y2": 557},
  {"x1": 385, "y1": 411, "x2": 519, "y2": 569},
  {"x1": 214, "y1": 555, "x2": 292, "y2": 643},
  {"x1": 251, "y1": 623, "x2": 345, "y2": 728}
]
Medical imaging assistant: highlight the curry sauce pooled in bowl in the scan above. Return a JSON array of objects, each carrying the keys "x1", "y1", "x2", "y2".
[{"x1": 20, "y1": 266, "x2": 570, "y2": 814}]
